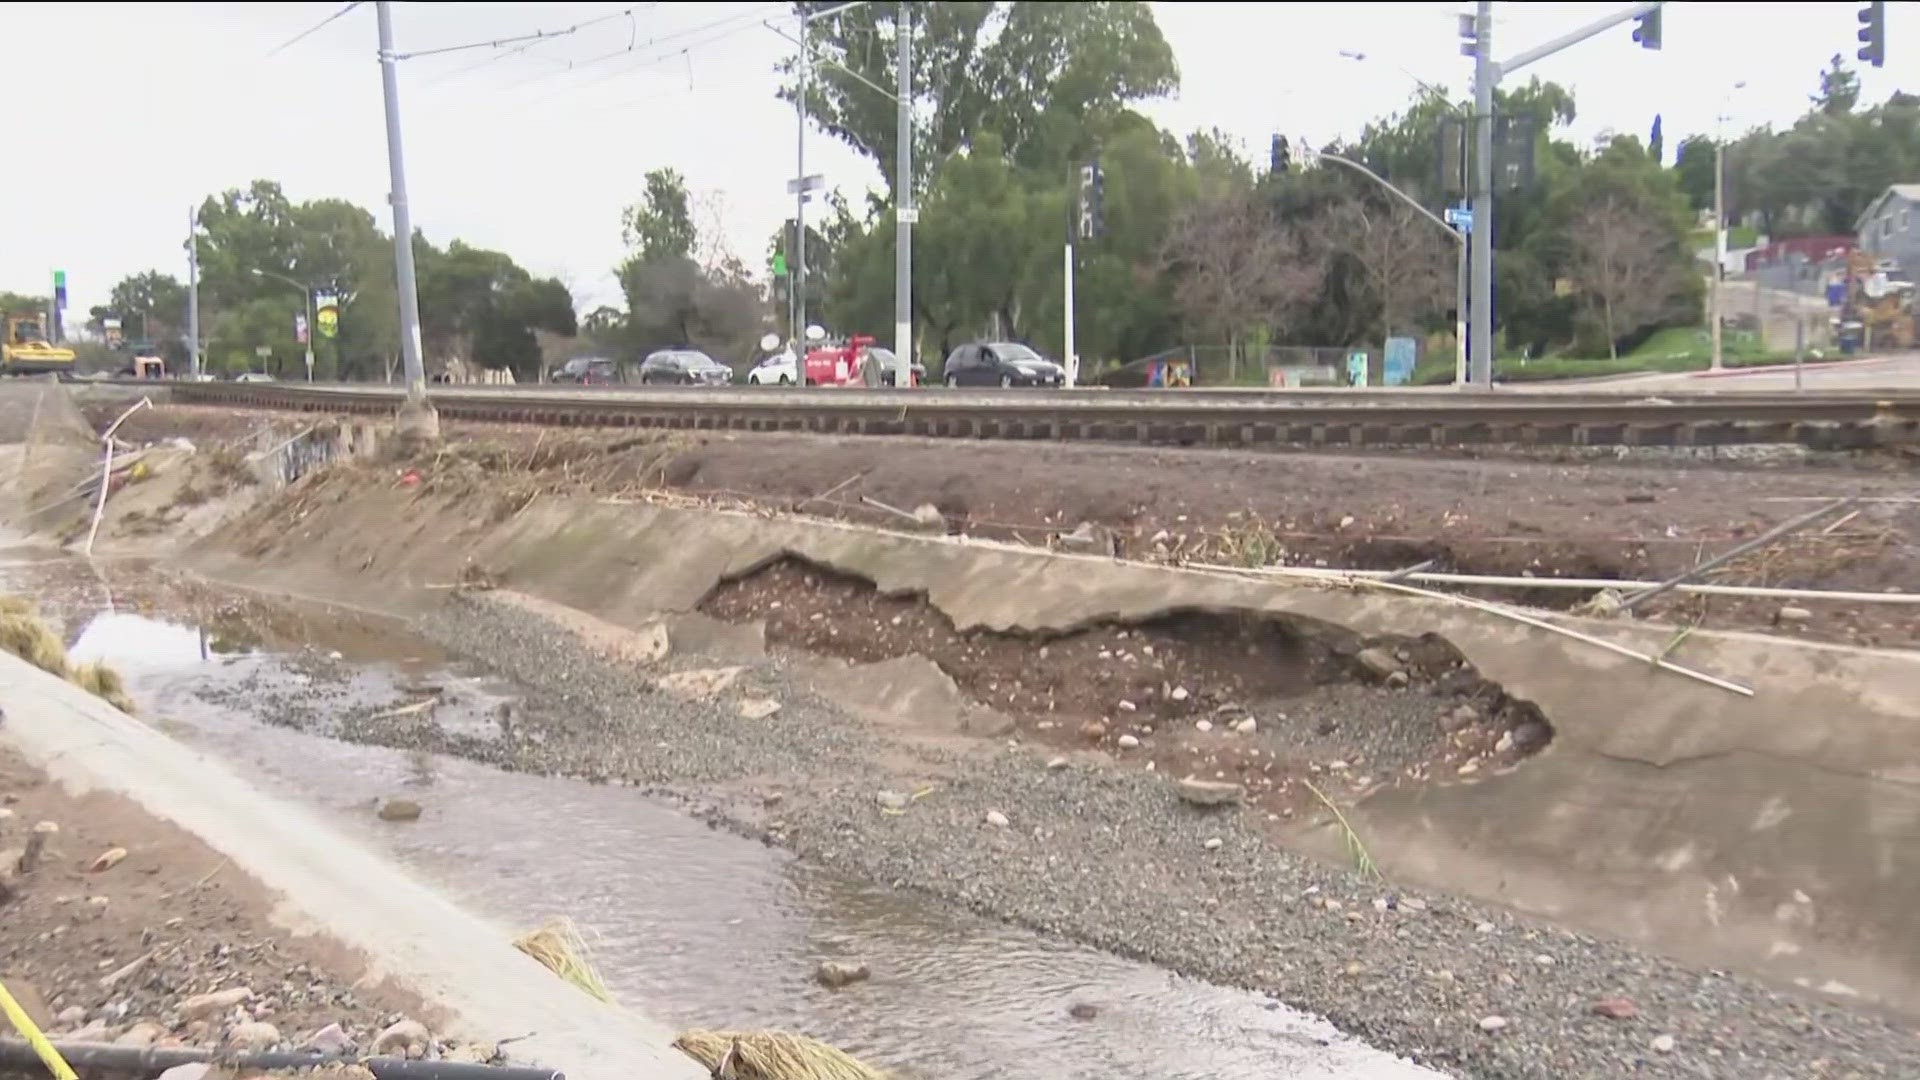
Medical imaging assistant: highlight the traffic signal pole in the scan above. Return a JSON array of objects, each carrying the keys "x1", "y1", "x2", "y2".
[{"x1": 1466, "y1": 0, "x2": 1664, "y2": 388}]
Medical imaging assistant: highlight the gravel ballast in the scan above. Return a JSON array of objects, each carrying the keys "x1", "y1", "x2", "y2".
[{"x1": 389, "y1": 592, "x2": 1920, "y2": 1080}]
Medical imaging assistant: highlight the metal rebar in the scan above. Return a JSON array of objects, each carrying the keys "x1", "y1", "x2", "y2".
[
  {"x1": 1616, "y1": 497, "x2": 1856, "y2": 613},
  {"x1": 0, "y1": 1039, "x2": 564, "y2": 1080}
]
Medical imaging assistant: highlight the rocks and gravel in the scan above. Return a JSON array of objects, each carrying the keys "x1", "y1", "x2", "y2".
[{"x1": 398, "y1": 592, "x2": 1920, "y2": 1080}]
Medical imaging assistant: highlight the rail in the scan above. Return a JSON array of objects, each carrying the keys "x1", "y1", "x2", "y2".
[{"x1": 167, "y1": 381, "x2": 1920, "y2": 451}]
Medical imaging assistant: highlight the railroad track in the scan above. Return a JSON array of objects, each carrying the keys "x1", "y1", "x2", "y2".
[{"x1": 168, "y1": 381, "x2": 1920, "y2": 451}]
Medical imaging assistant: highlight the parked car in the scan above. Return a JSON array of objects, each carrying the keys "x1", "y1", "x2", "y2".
[
  {"x1": 234, "y1": 371, "x2": 276, "y2": 383},
  {"x1": 748, "y1": 349, "x2": 800, "y2": 385},
  {"x1": 940, "y1": 342, "x2": 1065, "y2": 387},
  {"x1": 638, "y1": 349, "x2": 733, "y2": 386},
  {"x1": 551, "y1": 356, "x2": 618, "y2": 385},
  {"x1": 864, "y1": 347, "x2": 924, "y2": 387}
]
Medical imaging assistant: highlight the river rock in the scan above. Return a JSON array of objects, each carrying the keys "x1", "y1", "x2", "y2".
[
  {"x1": 115, "y1": 1022, "x2": 166, "y2": 1048},
  {"x1": 301, "y1": 1022, "x2": 356, "y2": 1055},
  {"x1": 226, "y1": 1021, "x2": 280, "y2": 1051},
  {"x1": 1203, "y1": 837, "x2": 1224, "y2": 851},
  {"x1": 1232, "y1": 717, "x2": 1258, "y2": 735},
  {"x1": 377, "y1": 798, "x2": 422, "y2": 822},
  {"x1": 1776, "y1": 605, "x2": 1814, "y2": 624},
  {"x1": 1116, "y1": 734, "x2": 1140, "y2": 749},
  {"x1": 1479, "y1": 1015, "x2": 1509, "y2": 1033},
  {"x1": 55, "y1": 1006, "x2": 86, "y2": 1028},
  {"x1": 656, "y1": 666, "x2": 744, "y2": 700},
  {"x1": 985, "y1": 809, "x2": 1010, "y2": 828},
  {"x1": 814, "y1": 960, "x2": 871, "y2": 988},
  {"x1": 1068, "y1": 1003, "x2": 1099, "y2": 1020},
  {"x1": 373, "y1": 1018, "x2": 431, "y2": 1058},
  {"x1": 1356, "y1": 647, "x2": 1402, "y2": 681},
  {"x1": 737, "y1": 698, "x2": 782, "y2": 720},
  {"x1": 179, "y1": 987, "x2": 251, "y2": 1020},
  {"x1": 157, "y1": 1065, "x2": 212, "y2": 1080},
  {"x1": 874, "y1": 790, "x2": 910, "y2": 811},
  {"x1": 1440, "y1": 704, "x2": 1479, "y2": 733},
  {"x1": 1651, "y1": 1034, "x2": 1676, "y2": 1053},
  {"x1": 1078, "y1": 719, "x2": 1108, "y2": 742},
  {"x1": 1589, "y1": 997, "x2": 1638, "y2": 1020},
  {"x1": 1175, "y1": 778, "x2": 1244, "y2": 807}
]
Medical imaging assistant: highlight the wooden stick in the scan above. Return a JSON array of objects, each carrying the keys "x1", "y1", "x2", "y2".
[
  {"x1": 1187, "y1": 563, "x2": 1920, "y2": 606},
  {"x1": 797, "y1": 470, "x2": 868, "y2": 511},
  {"x1": 1380, "y1": 557, "x2": 1438, "y2": 585},
  {"x1": 1617, "y1": 498, "x2": 1853, "y2": 613}
]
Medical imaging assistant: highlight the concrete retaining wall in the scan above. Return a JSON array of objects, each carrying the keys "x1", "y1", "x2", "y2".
[{"x1": 194, "y1": 485, "x2": 1920, "y2": 1014}]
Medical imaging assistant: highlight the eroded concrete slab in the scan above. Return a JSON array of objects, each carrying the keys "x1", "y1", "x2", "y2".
[{"x1": 195, "y1": 488, "x2": 1920, "y2": 1013}]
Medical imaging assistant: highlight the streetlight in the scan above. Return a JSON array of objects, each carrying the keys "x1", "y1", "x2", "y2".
[
  {"x1": 251, "y1": 268, "x2": 317, "y2": 380},
  {"x1": 1711, "y1": 80, "x2": 1748, "y2": 373}
]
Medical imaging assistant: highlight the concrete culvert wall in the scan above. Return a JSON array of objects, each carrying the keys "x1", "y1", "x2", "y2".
[{"x1": 182, "y1": 478, "x2": 1920, "y2": 1016}]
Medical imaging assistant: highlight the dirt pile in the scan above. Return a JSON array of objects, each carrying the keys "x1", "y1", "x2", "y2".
[{"x1": 0, "y1": 746, "x2": 481, "y2": 1067}]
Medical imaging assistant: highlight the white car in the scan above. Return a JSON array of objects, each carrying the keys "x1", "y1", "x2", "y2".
[
  {"x1": 747, "y1": 350, "x2": 798, "y2": 385},
  {"x1": 235, "y1": 372, "x2": 276, "y2": 383}
]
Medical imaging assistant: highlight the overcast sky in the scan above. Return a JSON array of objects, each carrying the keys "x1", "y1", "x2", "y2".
[{"x1": 7, "y1": 1, "x2": 1910, "y2": 317}]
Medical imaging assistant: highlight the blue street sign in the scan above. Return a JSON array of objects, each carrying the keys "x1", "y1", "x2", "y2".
[{"x1": 1445, "y1": 205, "x2": 1474, "y2": 232}]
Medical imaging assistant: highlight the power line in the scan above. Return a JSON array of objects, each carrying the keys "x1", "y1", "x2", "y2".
[
  {"x1": 267, "y1": 0, "x2": 363, "y2": 57},
  {"x1": 395, "y1": 5, "x2": 646, "y2": 62},
  {"x1": 505, "y1": 0, "x2": 787, "y2": 93}
]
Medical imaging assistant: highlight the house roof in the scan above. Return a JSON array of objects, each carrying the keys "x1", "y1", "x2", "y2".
[{"x1": 1856, "y1": 184, "x2": 1920, "y2": 232}]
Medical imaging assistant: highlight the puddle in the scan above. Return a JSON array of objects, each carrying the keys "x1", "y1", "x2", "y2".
[{"x1": 46, "y1": 591, "x2": 1438, "y2": 1079}]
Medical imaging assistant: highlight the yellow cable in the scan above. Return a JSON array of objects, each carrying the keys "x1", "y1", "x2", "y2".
[{"x1": 0, "y1": 978, "x2": 79, "y2": 1080}]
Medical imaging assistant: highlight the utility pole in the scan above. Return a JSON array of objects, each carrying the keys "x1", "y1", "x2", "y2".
[
  {"x1": 1465, "y1": 0, "x2": 1664, "y2": 387},
  {"x1": 186, "y1": 206, "x2": 201, "y2": 379},
  {"x1": 1469, "y1": 0, "x2": 1494, "y2": 388},
  {"x1": 893, "y1": 2, "x2": 913, "y2": 388},
  {"x1": 376, "y1": 0, "x2": 437, "y2": 439},
  {"x1": 795, "y1": 5, "x2": 811, "y2": 346},
  {"x1": 1711, "y1": 134, "x2": 1726, "y2": 372}
]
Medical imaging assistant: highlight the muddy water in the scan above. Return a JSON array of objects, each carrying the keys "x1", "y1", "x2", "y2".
[{"x1": 31, "y1": 568, "x2": 1437, "y2": 1078}]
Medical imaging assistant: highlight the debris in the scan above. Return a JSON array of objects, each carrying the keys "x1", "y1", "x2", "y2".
[
  {"x1": 301, "y1": 1022, "x2": 356, "y2": 1055},
  {"x1": 1203, "y1": 837, "x2": 1224, "y2": 851},
  {"x1": 514, "y1": 919, "x2": 613, "y2": 1004},
  {"x1": 226, "y1": 1021, "x2": 280, "y2": 1051},
  {"x1": 1174, "y1": 778, "x2": 1244, "y2": 808},
  {"x1": 98, "y1": 952, "x2": 152, "y2": 990},
  {"x1": 657, "y1": 666, "x2": 745, "y2": 700},
  {"x1": 377, "y1": 799, "x2": 423, "y2": 823},
  {"x1": 367, "y1": 698, "x2": 437, "y2": 722},
  {"x1": 1479, "y1": 1016, "x2": 1509, "y2": 1033},
  {"x1": 1651, "y1": 1034, "x2": 1676, "y2": 1053},
  {"x1": 114, "y1": 1022, "x2": 165, "y2": 1048},
  {"x1": 1776, "y1": 605, "x2": 1814, "y2": 624},
  {"x1": 737, "y1": 697, "x2": 783, "y2": 720},
  {"x1": 1046, "y1": 757, "x2": 1070, "y2": 771},
  {"x1": 1618, "y1": 497, "x2": 1855, "y2": 613},
  {"x1": 1078, "y1": 719, "x2": 1108, "y2": 742},
  {"x1": 675, "y1": 1029, "x2": 888, "y2": 1080},
  {"x1": 87, "y1": 847, "x2": 128, "y2": 873},
  {"x1": 372, "y1": 1018, "x2": 432, "y2": 1058},
  {"x1": 178, "y1": 987, "x2": 252, "y2": 1020},
  {"x1": 985, "y1": 810, "x2": 1011, "y2": 828},
  {"x1": 1355, "y1": 648, "x2": 1402, "y2": 681},
  {"x1": 813, "y1": 960, "x2": 871, "y2": 989},
  {"x1": 1232, "y1": 717, "x2": 1258, "y2": 735},
  {"x1": 874, "y1": 791, "x2": 910, "y2": 812},
  {"x1": 1068, "y1": 1003, "x2": 1099, "y2": 1020},
  {"x1": 1590, "y1": 997, "x2": 1638, "y2": 1020}
]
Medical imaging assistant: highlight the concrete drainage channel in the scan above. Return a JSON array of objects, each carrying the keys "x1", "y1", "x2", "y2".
[{"x1": 0, "y1": 550, "x2": 1439, "y2": 1080}]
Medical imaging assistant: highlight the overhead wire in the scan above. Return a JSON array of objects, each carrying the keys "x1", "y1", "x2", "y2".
[
  {"x1": 395, "y1": 5, "x2": 648, "y2": 61},
  {"x1": 266, "y1": 0, "x2": 363, "y2": 57},
  {"x1": 503, "y1": 0, "x2": 789, "y2": 93}
]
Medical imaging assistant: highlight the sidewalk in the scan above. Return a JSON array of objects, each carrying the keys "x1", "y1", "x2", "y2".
[{"x1": 0, "y1": 651, "x2": 705, "y2": 1080}]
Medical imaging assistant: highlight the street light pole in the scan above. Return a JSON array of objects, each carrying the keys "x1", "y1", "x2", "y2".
[
  {"x1": 893, "y1": 2, "x2": 913, "y2": 387},
  {"x1": 375, "y1": 0, "x2": 438, "y2": 439},
  {"x1": 186, "y1": 206, "x2": 201, "y2": 379},
  {"x1": 1710, "y1": 81, "x2": 1746, "y2": 374},
  {"x1": 1469, "y1": 0, "x2": 1495, "y2": 388}
]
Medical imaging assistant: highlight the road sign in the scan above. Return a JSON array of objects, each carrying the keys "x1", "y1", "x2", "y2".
[
  {"x1": 1445, "y1": 205, "x2": 1474, "y2": 232},
  {"x1": 897, "y1": 208, "x2": 919, "y2": 225},
  {"x1": 785, "y1": 174, "x2": 825, "y2": 195}
]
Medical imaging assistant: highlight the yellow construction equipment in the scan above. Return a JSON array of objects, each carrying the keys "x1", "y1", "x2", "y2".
[
  {"x1": 2, "y1": 314, "x2": 76, "y2": 376},
  {"x1": 1842, "y1": 251, "x2": 1917, "y2": 352}
]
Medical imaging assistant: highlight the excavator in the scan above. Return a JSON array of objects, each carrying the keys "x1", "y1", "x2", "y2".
[
  {"x1": 2, "y1": 313, "x2": 76, "y2": 376},
  {"x1": 1839, "y1": 251, "x2": 1917, "y2": 353}
]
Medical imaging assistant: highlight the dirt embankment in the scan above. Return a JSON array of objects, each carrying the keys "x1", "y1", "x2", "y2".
[
  {"x1": 0, "y1": 745, "x2": 471, "y2": 1066},
  {"x1": 93, "y1": 404, "x2": 1920, "y2": 649}
]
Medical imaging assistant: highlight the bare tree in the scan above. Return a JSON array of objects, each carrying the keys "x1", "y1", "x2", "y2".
[
  {"x1": 1566, "y1": 197, "x2": 1688, "y2": 358},
  {"x1": 1306, "y1": 196, "x2": 1453, "y2": 348},
  {"x1": 1160, "y1": 191, "x2": 1323, "y2": 379}
]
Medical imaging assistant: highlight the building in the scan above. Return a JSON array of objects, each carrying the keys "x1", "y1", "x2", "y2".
[{"x1": 1855, "y1": 184, "x2": 1920, "y2": 273}]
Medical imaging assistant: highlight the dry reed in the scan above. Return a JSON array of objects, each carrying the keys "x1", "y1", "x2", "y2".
[
  {"x1": 512, "y1": 918, "x2": 613, "y2": 1004},
  {"x1": 673, "y1": 1030, "x2": 890, "y2": 1080},
  {"x1": 0, "y1": 595, "x2": 135, "y2": 714}
]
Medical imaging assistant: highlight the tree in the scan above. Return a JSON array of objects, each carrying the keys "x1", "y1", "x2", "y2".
[
  {"x1": 621, "y1": 169, "x2": 697, "y2": 262},
  {"x1": 1160, "y1": 191, "x2": 1321, "y2": 378},
  {"x1": 1814, "y1": 54, "x2": 1861, "y2": 117},
  {"x1": 1307, "y1": 195, "x2": 1453, "y2": 348},
  {"x1": 1565, "y1": 197, "x2": 1691, "y2": 358},
  {"x1": 785, "y1": 1, "x2": 1178, "y2": 185}
]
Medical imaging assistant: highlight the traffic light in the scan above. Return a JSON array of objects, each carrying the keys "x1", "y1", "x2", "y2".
[
  {"x1": 1458, "y1": 12, "x2": 1479, "y2": 58},
  {"x1": 1077, "y1": 161, "x2": 1105, "y2": 241},
  {"x1": 1858, "y1": 1, "x2": 1886, "y2": 67},
  {"x1": 1632, "y1": 6, "x2": 1662, "y2": 50},
  {"x1": 1270, "y1": 134, "x2": 1291, "y2": 175}
]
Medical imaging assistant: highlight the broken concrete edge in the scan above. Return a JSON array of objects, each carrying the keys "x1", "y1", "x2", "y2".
[{"x1": 0, "y1": 650, "x2": 706, "y2": 1080}]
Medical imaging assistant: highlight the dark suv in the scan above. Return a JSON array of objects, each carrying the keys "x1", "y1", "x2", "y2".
[
  {"x1": 551, "y1": 356, "x2": 617, "y2": 385},
  {"x1": 638, "y1": 349, "x2": 733, "y2": 385}
]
